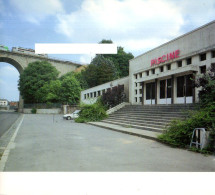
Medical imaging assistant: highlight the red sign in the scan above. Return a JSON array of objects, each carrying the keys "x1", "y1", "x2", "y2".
[{"x1": 151, "y1": 50, "x2": 180, "y2": 66}]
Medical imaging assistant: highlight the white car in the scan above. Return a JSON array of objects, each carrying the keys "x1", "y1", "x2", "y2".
[{"x1": 63, "y1": 110, "x2": 80, "y2": 120}]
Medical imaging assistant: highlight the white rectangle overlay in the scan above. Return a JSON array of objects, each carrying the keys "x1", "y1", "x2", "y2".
[{"x1": 35, "y1": 43, "x2": 117, "y2": 54}]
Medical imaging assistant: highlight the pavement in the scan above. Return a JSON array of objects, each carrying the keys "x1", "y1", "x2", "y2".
[
  {"x1": 88, "y1": 121, "x2": 161, "y2": 140},
  {"x1": 1, "y1": 114, "x2": 215, "y2": 171}
]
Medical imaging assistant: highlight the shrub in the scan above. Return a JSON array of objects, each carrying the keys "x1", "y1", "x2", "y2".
[
  {"x1": 158, "y1": 68, "x2": 215, "y2": 152},
  {"x1": 31, "y1": 108, "x2": 37, "y2": 114},
  {"x1": 75, "y1": 101, "x2": 107, "y2": 123},
  {"x1": 158, "y1": 106, "x2": 215, "y2": 148},
  {"x1": 101, "y1": 85, "x2": 126, "y2": 109}
]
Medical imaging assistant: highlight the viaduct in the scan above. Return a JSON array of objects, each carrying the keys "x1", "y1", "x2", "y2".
[{"x1": 0, "y1": 50, "x2": 83, "y2": 112}]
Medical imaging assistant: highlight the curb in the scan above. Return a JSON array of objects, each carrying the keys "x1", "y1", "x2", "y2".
[{"x1": 88, "y1": 122, "x2": 159, "y2": 141}]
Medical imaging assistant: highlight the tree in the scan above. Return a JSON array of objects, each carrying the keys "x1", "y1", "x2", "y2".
[
  {"x1": 99, "y1": 39, "x2": 134, "y2": 77},
  {"x1": 18, "y1": 61, "x2": 59, "y2": 103},
  {"x1": 36, "y1": 80, "x2": 62, "y2": 103},
  {"x1": 60, "y1": 71, "x2": 88, "y2": 90},
  {"x1": 81, "y1": 64, "x2": 99, "y2": 88},
  {"x1": 195, "y1": 68, "x2": 215, "y2": 107},
  {"x1": 60, "y1": 76, "x2": 81, "y2": 105},
  {"x1": 101, "y1": 85, "x2": 126, "y2": 109},
  {"x1": 83, "y1": 55, "x2": 118, "y2": 87}
]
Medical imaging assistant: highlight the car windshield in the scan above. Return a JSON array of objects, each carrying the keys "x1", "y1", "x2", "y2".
[{"x1": 73, "y1": 110, "x2": 80, "y2": 114}]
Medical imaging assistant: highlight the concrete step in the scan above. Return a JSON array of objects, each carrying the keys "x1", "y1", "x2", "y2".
[
  {"x1": 108, "y1": 115, "x2": 184, "y2": 122},
  {"x1": 102, "y1": 118, "x2": 167, "y2": 129},
  {"x1": 110, "y1": 112, "x2": 187, "y2": 118},
  {"x1": 88, "y1": 122, "x2": 161, "y2": 141},
  {"x1": 107, "y1": 116, "x2": 175, "y2": 125},
  {"x1": 102, "y1": 120, "x2": 164, "y2": 132}
]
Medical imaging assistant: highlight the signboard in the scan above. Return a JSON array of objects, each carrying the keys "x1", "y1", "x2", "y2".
[{"x1": 151, "y1": 50, "x2": 180, "y2": 66}]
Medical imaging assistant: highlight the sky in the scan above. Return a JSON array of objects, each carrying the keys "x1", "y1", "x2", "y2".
[{"x1": 0, "y1": 0, "x2": 215, "y2": 101}]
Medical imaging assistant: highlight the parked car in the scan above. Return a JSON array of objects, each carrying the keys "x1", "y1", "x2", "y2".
[{"x1": 63, "y1": 110, "x2": 80, "y2": 120}]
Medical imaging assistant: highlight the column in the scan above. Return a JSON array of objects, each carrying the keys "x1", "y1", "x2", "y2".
[
  {"x1": 192, "y1": 72, "x2": 196, "y2": 103},
  {"x1": 155, "y1": 79, "x2": 158, "y2": 105},
  {"x1": 142, "y1": 82, "x2": 144, "y2": 105},
  {"x1": 171, "y1": 75, "x2": 174, "y2": 104}
]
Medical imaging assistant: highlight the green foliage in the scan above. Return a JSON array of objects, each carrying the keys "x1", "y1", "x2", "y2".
[
  {"x1": 31, "y1": 108, "x2": 37, "y2": 114},
  {"x1": 158, "y1": 68, "x2": 215, "y2": 152},
  {"x1": 60, "y1": 71, "x2": 88, "y2": 90},
  {"x1": 103, "y1": 46, "x2": 134, "y2": 77},
  {"x1": 60, "y1": 76, "x2": 81, "y2": 105},
  {"x1": 18, "y1": 61, "x2": 59, "y2": 103},
  {"x1": 99, "y1": 39, "x2": 134, "y2": 77},
  {"x1": 82, "y1": 40, "x2": 134, "y2": 88},
  {"x1": 195, "y1": 70, "x2": 215, "y2": 107},
  {"x1": 75, "y1": 101, "x2": 107, "y2": 123},
  {"x1": 158, "y1": 106, "x2": 215, "y2": 148},
  {"x1": 36, "y1": 80, "x2": 62, "y2": 103}
]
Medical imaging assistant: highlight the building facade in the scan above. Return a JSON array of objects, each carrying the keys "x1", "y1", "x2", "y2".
[
  {"x1": 80, "y1": 21, "x2": 215, "y2": 106},
  {"x1": 129, "y1": 21, "x2": 215, "y2": 105},
  {"x1": 81, "y1": 77, "x2": 129, "y2": 104}
]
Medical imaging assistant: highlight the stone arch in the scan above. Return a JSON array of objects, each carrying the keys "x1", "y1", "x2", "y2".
[
  {"x1": 0, "y1": 56, "x2": 24, "y2": 74},
  {"x1": 0, "y1": 57, "x2": 24, "y2": 112}
]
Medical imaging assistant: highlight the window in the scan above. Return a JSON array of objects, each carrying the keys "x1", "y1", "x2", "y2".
[
  {"x1": 200, "y1": 53, "x2": 206, "y2": 61},
  {"x1": 139, "y1": 73, "x2": 142, "y2": 78},
  {"x1": 167, "y1": 64, "x2": 171, "y2": 70},
  {"x1": 160, "y1": 66, "x2": 163, "y2": 72},
  {"x1": 146, "y1": 71, "x2": 149, "y2": 76},
  {"x1": 134, "y1": 74, "x2": 137, "y2": 79},
  {"x1": 135, "y1": 90, "x2": 137, "y2": 94},
  {"x1": 135, "y1": 82, "x2": 137, "y2": 87},
  {"x1": 186, "y1": 58, "x2": 192, "y2": 65},
  {"x1": 98, "y1": 91, "x2": 101, "y2": 96},
  {"x1": 90, "y1": 93, "x2": 93, "y2": 98},
  {"x1": 139, "y1": 97, "x2": 142, "y2": 102},
  {"x1": 135, "y1": 97, "x2": 137, "y2": 102},
  {"x1": 177, "y1": 61, "x2": 182, "y2": 68},
  {"x1": 84, "y1": 94, "x2": 86, "y2": 99},
  {"x1": 212, "y1": 51, "x2": 215, "y2": 58},
  {"x1": 87, "y1": 93, "x2": 89, "y2": 98},
  {"x1": 139, "y1": 89, "x2": 142, "y2": 94},
  {"x1": 94, "y1": 92, "x2": 96, "y2": 97},
  {"x1": 200, "y1": 65, "x2": 206, "y2": 74},
  {"x1": 211, "y1": 63, "x2": 215, "y2": 72},
  {"x1": 152, "y1": 69, "x2": 155, "y2": 74}
]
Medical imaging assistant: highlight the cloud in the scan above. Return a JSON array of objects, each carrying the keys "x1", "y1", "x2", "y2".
[
  {"x1": 9, "y1": 0, "x2": 64, "y2": 24},
  {"x1": 180, "y1": 0, "x2": 215, "y2": 27},
  {"x1": 55, "y1": 0, "x2": 184, "y2": 55}
]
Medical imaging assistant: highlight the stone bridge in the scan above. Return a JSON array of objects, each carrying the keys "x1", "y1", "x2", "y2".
[{"x1": 0, "y1": 50, "x2": 83, "y2": 112}]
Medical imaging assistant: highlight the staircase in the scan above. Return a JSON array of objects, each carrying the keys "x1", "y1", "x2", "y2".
[{"x1": 101, "y1": 104, "x2": 197, "y2": 133}]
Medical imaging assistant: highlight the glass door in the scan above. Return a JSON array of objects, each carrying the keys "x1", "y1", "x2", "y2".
[
  {"x1": 146, "y1": 82, "x2": 155, "y2": 105},
  {"x1": 176, "y1": 74, "x2": 193, "y2": 104},
  {"x1": 160, "y1": 79, "x2": 172, "y2": 104}
]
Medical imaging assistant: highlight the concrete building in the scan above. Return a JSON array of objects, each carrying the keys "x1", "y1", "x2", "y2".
[
  {"x1": 0, "y1": 99, "x2": 8, "y2": 106},
  {"x1": 129, "y1": 20, "x2": 215, "y2": 105},
  {"x1": 81, "y1": 77, "x2": 129, "y2": 104},
  {"x1": 0, "y1": 99, "x2": 9, "y2": 110},
  {"x1": 81, "y1": 21, "x2": 215, "y2": 106}
]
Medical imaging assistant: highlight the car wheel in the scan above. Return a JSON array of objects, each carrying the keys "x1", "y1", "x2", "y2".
[{"x1": 67, "y1": 116, "x2": 71, "y2": 120}]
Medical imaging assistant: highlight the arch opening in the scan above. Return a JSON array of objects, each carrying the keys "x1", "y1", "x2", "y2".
[{"x1": 0, "y1": 57, "x2": 24, "y2": 112}]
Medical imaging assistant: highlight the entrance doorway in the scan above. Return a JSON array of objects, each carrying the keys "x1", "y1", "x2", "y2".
[
  {"x1": 146, "y1": 82, "x2": 155, "y2": 104},
  {"x1": 176, "y1": 74, "x2": 193, "y2": 104},
  {"x1": 160, "y1": 78, "x2": 172, "y2": 104}
]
